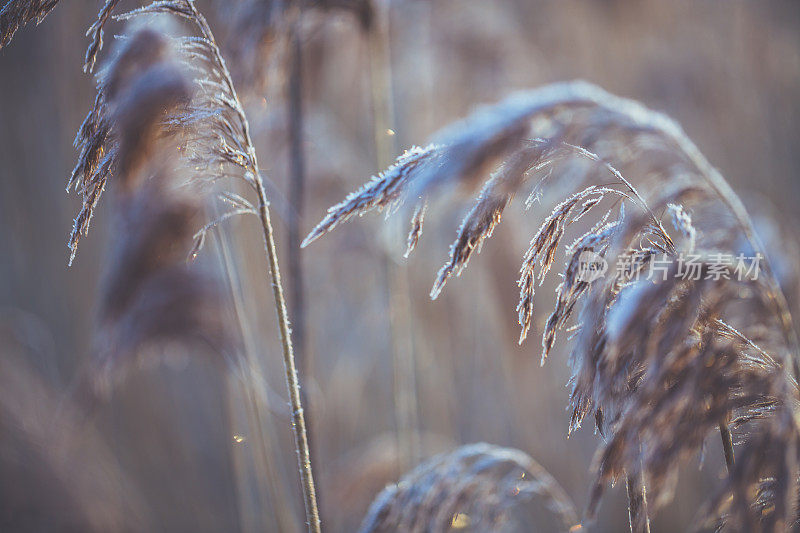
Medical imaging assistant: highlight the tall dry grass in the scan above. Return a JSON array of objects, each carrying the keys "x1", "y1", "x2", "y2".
[
  {"x1": 1, "y1": 0, "x2": 800, "y2": 532},
  {"x1": 304, "y1": 81, "x2": 800, "y2": 530}
]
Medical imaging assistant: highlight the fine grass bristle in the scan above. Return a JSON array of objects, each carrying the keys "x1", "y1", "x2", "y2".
[{"x1": 0, "y1": 0, "x2": 61, "y2": 49}]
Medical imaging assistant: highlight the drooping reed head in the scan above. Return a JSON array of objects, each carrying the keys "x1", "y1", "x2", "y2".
[
  {"x1": 305, "y1": 81, "x2": 800, "y2": 528},
  {"x1": 86, "y1": 25, "x2": 231, "y2": 392}
]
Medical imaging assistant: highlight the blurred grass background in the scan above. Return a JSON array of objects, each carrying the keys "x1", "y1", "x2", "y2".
[{"x1": 1, "y1": 0, "x2": 799, "y2": 531}]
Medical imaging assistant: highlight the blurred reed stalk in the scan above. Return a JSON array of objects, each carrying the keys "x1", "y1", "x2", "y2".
[
  {"x1": 287, "y1": 6, "x2": 308, "y2": 399},
  {"x1": 368, "y1": 0, "x2": 420, "y2": 470},
  {"x1": 719, "y1": 415, "x2": 735, "y2": 471},
  {"x1": 285, "y1": 11, "x2": 319, "y2": 512},
  {"x1": 626, "y1": 468, "x2": 651, "y2": 533},
  {"x1": 213, "y1": 227, "x2": 299, "y2": 533},
  {"x1": 184, "y1": 4, "x2": 321, "y2": 530}
]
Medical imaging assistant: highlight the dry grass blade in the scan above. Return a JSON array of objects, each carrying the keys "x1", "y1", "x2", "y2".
[
  {"x1": 302, "y1": 144, "x2": 440, "y2": 248},
  {"x1": 358, "y1": 443, "x2": 580, "y2": 533},
  {"x1": 430, "y1": 145, "x2": 545, "y2": 298},
  {"x1": 83, "y1": 0, "x2": 122, "y2": 73},
  {"x1": 0, "y1": 0, "x2": 60, "y2": 49}
]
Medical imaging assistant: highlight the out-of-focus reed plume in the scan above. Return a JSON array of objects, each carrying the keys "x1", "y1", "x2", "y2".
[
  {"x1": 0, "y1": 0, "x2": 60, "y2": 48},
  {"x1": 93, "y1": 169, "x2": 231, "y2": 390},
  {"x1": 305, "y1": 80, "x2": 800, "y2": 530},
  {"x1": 83, "y1": 25, "x2": 232, "y2": 392},
  {"x1": 105, "y1": 2, "x2": 322, "y2": 529},
  {"x1": 218, "y1": 0, "x2": 373, "y2": 93},
  {"x1": 358, "y1": 443, "x2": 580, "y2": 533}
]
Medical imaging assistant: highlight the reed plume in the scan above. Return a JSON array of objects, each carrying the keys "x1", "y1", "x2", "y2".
[
  {"x1": 68, "y1": 26, "x2": 173, "y2": 265},
  {"x1": 83, "y1": 25, "x2": 231, "y2": 391},
  {"x1": 358, "y1": 443, "x2": 580, "y2": 533},
  {"x1": 219, "y1": 0, "x2": 372, "y2": 94},
  {"x1": 73, "y1": 2, "x2": 323, "y2": 529},
  {"x1": 305, "y1": 80, "x2": 800, "y2": 530}
]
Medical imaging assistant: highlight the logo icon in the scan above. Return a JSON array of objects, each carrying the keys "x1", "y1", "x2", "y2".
[{"x1": 576, "y1": 250, "x2": 608, "y2": 282}]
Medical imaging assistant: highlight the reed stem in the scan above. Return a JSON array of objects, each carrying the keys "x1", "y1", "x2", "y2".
[
  {"x1": 625, "y1": 469, "x2": 651, "y2": 533},
  {"x1": 187, "y1": 2, "x2": 321, "y2": 530},
  {"x1": 254, "y1": 179, "x2": 321, "y2": 532},
  {"x1": 287, "y1": 10, "x2": 308, "y2": 393},
  {"x1": 368, "y1": 0, "x2": 420, "y2": 469},
  {"x1": 719, "y1": 418, "x2": 735, "y2": 472}
]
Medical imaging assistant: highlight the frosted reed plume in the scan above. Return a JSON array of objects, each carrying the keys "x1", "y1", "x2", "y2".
[
  {"x1": 302, "y1": 143, "x2": 441, "y2": 247},
  {"x1": 104, "y1": 2, "x2": 321, "y2": 529},
  {"x1": 358, "y1": 443, "x2": 580, "y2": 533},
  {"x1": 67, "y1": 26, "x2": 174, "y2": 265},
  {"x1": 0, "y1": 0, "x2": 60, "y2": 48},
  {"x1": 306, "y1": 81, "x2": 800, "y2": 530}
]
